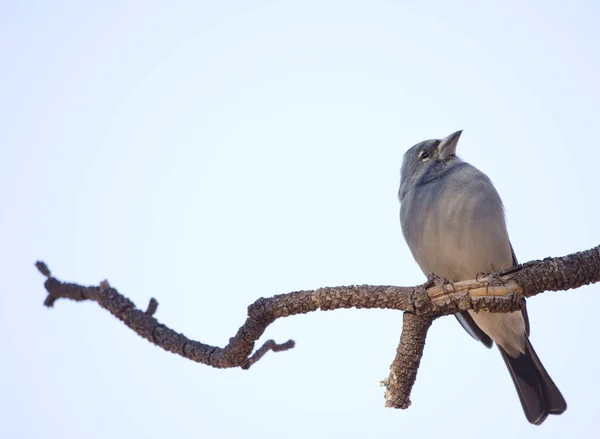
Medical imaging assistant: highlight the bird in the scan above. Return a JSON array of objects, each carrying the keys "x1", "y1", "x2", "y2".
[{"x1": 398, "y1": 130, "x2": 566, "y2": 425}]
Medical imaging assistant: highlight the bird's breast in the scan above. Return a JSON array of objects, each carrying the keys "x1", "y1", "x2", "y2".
[{"x1": 400, "y1": 174, "x2": 513, "y2": 281}]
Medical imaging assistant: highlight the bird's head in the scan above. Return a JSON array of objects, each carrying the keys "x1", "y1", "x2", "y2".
[{"x1": 399, "y1": 130, "x2": 463, "y2": 200}]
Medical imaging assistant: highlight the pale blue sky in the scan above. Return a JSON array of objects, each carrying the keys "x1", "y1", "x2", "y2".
[{"x1": 2, "y1": 1, "x2": 600, "y2": 438}]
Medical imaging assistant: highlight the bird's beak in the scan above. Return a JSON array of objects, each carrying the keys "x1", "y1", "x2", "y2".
[{"x1": 438, "y1": 130, "x2": 462, "y2": 159}]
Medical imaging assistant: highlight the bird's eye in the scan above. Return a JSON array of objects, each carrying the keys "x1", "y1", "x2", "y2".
[{"x1": 420, "y1": 151, "x2": 430, "y2": 160}]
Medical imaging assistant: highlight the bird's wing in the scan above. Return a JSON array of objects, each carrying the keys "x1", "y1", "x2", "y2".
[
  {"x1": 511, "y1": 241, "x2": 530, "y2": 336},
  {"x1": 455, "y1": 312, "x2": 494, "y2": 348},
  {"x1": 454, "y1": 240, "x2": 527, "y2": 347}
]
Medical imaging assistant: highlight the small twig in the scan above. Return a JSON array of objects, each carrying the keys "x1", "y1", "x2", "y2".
[
  {"x1": 145, "y1": 298, "x2": 158, "y2": 316},
  {"x1": 35, "y1": 261, "x2": 51, "y2": 278},
  {"x1": 242, "y1": 339, "x2": 296, "y2": 369}
]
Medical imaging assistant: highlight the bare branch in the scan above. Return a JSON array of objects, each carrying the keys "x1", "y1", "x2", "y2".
[
  {"x1": 382, "y1": 313, "x2": 435, "y2": 409},
  {"x1": 35, "y1": 245, "x2": 600, "y2": 408}
]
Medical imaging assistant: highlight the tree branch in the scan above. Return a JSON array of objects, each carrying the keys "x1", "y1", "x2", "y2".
[
  {"x1": 382, "y1": 313, "x2": 435, "y2": 409},
  {"x1": 35, "y1": 245, "x2": 600, "y2": 408}
]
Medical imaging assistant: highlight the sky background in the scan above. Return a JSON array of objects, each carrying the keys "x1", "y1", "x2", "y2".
[{"x1": 1, "y1": 1, "x2": 600, "y2": 438}]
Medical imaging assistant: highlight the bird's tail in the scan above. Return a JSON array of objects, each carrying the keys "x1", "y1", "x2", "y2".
[{"x1": 499, "y1": 337, "x2": 567, "y2": 425}]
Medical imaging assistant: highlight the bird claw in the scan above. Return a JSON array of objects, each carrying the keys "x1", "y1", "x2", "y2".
[
  {"x1": 476, "y1": 271, "x2": 506, "y2": 295},
  {"x1": 476, "y1": 271, "x2": 506, "y2": 284},
  {"x1": 425, "y1": 273, "x2": 456, "y2": 293},
  {"x1": 425, "y1": 273, "x2": 441, "y2": 288}
]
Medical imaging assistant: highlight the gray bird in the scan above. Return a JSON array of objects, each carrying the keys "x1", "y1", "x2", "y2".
[{"x1": 398, "y1": 130, "x2": 566, "y2": 425}]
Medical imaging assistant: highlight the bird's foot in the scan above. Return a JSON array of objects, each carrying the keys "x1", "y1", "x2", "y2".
[
  {"x1": 476, "y1": 271, "x2": 506, "y2": 295},
  {"x1": 425, "y1": 273, "x2": 456, "y2": 293},
  {"x1": 476, "y1": 271, "x2": 506, "y2": 285},
  {"x1": 424, "y1": 273, "x2": 441, "y2": 288}
]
